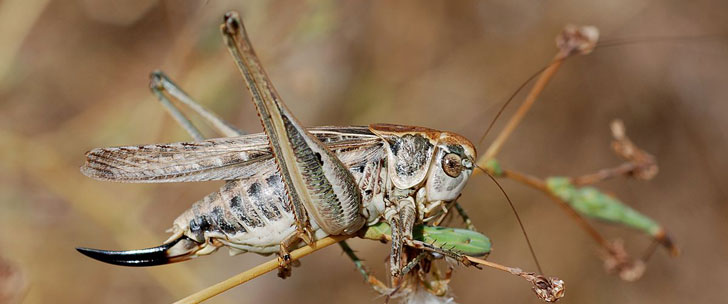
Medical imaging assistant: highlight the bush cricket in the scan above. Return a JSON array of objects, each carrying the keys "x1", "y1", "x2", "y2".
[{"x1": 76, "y1": 11, "x2": 566, "y2": 302}]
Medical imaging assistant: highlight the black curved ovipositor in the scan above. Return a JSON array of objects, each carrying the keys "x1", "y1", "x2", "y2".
[{"x1": 76, "y1": 236, "x2": 188, "y2": 267}]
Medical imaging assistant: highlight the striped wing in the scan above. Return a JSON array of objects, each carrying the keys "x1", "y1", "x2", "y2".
[{"x1": 81, "y1": 126, "x2": 381, "y2": 183}]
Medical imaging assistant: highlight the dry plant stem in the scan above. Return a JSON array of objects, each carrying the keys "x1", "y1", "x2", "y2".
[
  {"x1": 466, "y1": 255, "x2": 541, "y2": 281},
  {"x1": 466, "y1": 256, "x2": 564, "y2": 302},
  {"x1": 502, "y1": 169, "x2": 613, "y2": 250},
  {"x1": 480, "y1": 55, "x2": 565, "y2": 164},
  {"x1": 501, "y1": 168, "x2": 547, "y2": 190},
  {"x1": 571, "y1": 162, "x2": 639, "y2": 186},
  {"x1": 641, "y1": 240, "x2": 660, "y2": 262},
  {"x1": 173, "y1": 235, "x2": 350, "y2": 304},
  {"x1": 466, "y1": 256, "x2": 516, "y2": 274},
  {"x1": 172, "y1": 234, "x2": 545, "y2": 304}
]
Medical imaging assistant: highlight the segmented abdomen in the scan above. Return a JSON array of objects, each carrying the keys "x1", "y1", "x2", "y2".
[
  {"x1": 172, "y1": 160, "x2": 302, "y2": 254},
  {"x1": 171, "y1": 141, "x2": 387, "y2": 255}
]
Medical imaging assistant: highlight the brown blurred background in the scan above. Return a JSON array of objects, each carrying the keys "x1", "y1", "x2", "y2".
[{"x1": 1, "y1": 0, "x2": 727, "y2": 303}]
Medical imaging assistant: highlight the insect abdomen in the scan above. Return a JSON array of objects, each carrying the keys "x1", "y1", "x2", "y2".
[
  {"x1": 170, "y1": 144, "x2": 388, "y2": 255},
  {"x1": 172, "y1": 163, "x2": 300, "y2": 254}
]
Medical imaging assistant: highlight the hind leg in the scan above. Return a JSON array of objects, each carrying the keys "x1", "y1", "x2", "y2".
[
  {"x1": 221, "y1": 12, "x2": 366, "y2": 247},
  {"x1": 149, "y1": 72, "x2": 303, "y2": 277},
  {"x1": 148, "y1": 70, "x2": 244, "y2": 139}
]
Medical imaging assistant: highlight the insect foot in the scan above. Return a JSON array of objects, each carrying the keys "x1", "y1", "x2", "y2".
[{"x1": 277, "y1": 253, "x2": 293, "y2": 279}]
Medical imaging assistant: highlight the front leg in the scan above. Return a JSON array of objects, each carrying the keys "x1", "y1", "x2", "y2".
[
  {"x1": 454, "y1": 201, "x2": 478, "y2": 231},
  {"x1": 220, "y1": 12, "x2": 365, "y2": 241},
  {"x1": 385, "y1": 197, "x2": 417, "y2": 286},
  {"x1": 431, "y1": 200, "x2": 479, "y2": 232}
]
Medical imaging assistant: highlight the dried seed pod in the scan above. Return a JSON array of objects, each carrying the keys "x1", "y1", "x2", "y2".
[
  {"x1": 521, "y1": 273, "x2": 565, "y2": 302},
  {"x1": 556, "y1": 25, "x2": 600, "y2": 58},
  {"x1": 602, "y1": 239, "x2": 646, "y2": 282},
  {"x1": 610, "y1": 119, "x2": 659, "y2": 180}
]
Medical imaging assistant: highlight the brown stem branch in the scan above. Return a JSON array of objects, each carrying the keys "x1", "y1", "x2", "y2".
[
  {"x1": 478, "y1": 25, "x2": 600, "y2": 167},
  {"x1": 173, "y1": 235, "x2": 349, "y2": 304},
  {"x1": 466, "y1": 256, "x2": 565, "y2": 302},
  {"x1": 501, "y1": 168, "x2": 547, "y2": 190},
  {"x1": 479, "y1": 55, "x2": 564, "y2": 165},
  {"x1": 570, "y1": 162, "x2": 639, "y2": 186}
]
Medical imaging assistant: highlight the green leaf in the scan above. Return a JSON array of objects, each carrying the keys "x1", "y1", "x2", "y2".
[
  {"x1": 414, "y1": 225, "x2": 492, "y2": 257},
  {"x1": 484, "y1": 158, "x2": 503, "y2": 176},
  {"x1": 361, "y1": 222, "x2": 491, "y2": 257},
  {"x1": 545, "y1": 177, "x2": 661, "y2": 236}
]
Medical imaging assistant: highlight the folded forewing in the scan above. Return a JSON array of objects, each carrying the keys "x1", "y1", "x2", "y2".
[
  {"x1": 82, "y1": 127, "x2": 380, "y2": 183},
  {"x1": 82, "y1": 135, "x2": 270, "y2": 183}
]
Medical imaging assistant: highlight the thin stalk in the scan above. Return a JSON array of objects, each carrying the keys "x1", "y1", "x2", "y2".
[
  {"x1": 465, "y1": 256, "x2": 516, "y2": 274},
  {"x1": 174, "y1": 235, "x2": 349, "y2": 304},
  {"x1": 570, "y1": 162, "x2": 638, "y2": 186},
  {"x1": 479, "y1": 55, "x2": 565, "y2": 165},
  {"x1": 501, "y1": 168, "x2": 547, "y2": 190},
  {"x1": 640, "y1": 240, "x2": 659, "y2": 262},
  {"x1": 465, "y1": 256, "x2": 564, "y2": 302}
]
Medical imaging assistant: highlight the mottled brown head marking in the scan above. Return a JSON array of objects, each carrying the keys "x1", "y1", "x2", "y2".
[
  {"x1": 370, "y1": 124, "x2": 441, "y2": 189},
  {"x1": 369, "y1": 124, "x2": 477, "y2": 191},
  {"x1": 438, "y1": 132, "x2": 477, "y2": 160}
]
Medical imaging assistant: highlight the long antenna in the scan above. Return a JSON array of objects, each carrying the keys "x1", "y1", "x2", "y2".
[
  {"x1": 477, "y1": 164, "x2": 543, "y2": 274},
  {"x1": 597, "y1": 33, "x2": 727, "y2": 49},
  {"x1": 477, "y1": 64, "x2": 551, "y2": 147}
]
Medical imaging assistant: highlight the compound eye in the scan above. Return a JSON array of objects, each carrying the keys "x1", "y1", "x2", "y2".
[{"x1": 441, "y1": 153, "x2": 463, "y2": 178}]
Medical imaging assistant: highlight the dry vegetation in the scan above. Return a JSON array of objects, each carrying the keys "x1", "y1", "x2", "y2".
[{"x1": 1, "y1": 1, "x2": 727, "y2": 303}]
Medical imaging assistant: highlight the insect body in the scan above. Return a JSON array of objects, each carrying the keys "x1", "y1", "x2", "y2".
[
  {"x1": 76, "y1": 12, "x2": 570, "y2": 302},
  {"x1": 80, "y1": 125, "x2": 476, "y2": 256},
  {"x1": 77, "y1": 12, "x2": 477, "y2": 284}
]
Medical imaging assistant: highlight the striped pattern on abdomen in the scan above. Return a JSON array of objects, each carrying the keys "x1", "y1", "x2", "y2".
[
  {"x1": 171, "y1": 160, "x2": 299, "y2": 253},
  {"x1": 170, "y1": 142, "x2": 387, "y2": 255}
]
